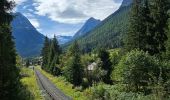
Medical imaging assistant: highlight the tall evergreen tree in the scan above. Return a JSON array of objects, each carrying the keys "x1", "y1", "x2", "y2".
[
  {"x1": 98, "y1": 49, "x2": 112, "y2": 84},
  {"x1": 64, "y1": 41, "x2": 83, "y2": 86},
  {"x1": 51, "y1": 35, "x2": 60, "y2": 64},
  {"x1": 125, "y1": 0, "x2": 147, "y2": 51},
  {"x1": 48, "y1": 35, "x2": 60, "y2": 74},
  {"x1": 147, "y1": 0, "x2": 170, "y2": 55},
  {"x1": 41, "y1": 36, "x2": 50, "y2": 70},
  {"x1": 0, "y1": 0, "x2": 20, "y2": 99},
  {"x1": 166, "y1": 18, "x2": 170, "y2": 59},
  {"x1": 41, "y1": 35, "x2": 61, "y2": 75},
  {"x1": 125, "y1": 0, "x2": 170, "y2": 56}
]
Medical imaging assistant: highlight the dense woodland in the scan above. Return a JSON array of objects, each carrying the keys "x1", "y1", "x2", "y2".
[
  {"x1": 0, "y1": 0, "x2": 32, "y2": 100},
  {"x1": 42, "y1": 0, "x2": 170, "y2": 99},
  {"x1": 1, "y1": 0, "x2": 170, "y2": 100},
  {"x1": 64, "y1": 5, "x2": 131, "y2": 53}
]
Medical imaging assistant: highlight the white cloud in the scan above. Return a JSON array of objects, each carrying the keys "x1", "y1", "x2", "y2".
[
  {"x1": 28, "y1": 18, "x2": 40, "y2": 28},
  {"x1": 23, "y1": 13, "x2": 34, "y2": 18},
  {"x1": 33, "y1": 0, "x2": 122, "y2": 24},
  {"x1": 28, "y1": 9, "x2": 34, "y2": 12}
]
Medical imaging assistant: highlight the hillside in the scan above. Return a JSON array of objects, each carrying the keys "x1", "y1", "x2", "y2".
[
  {"x1": 65, "y1": 0, "x2": 132, "y2": 52},
  {"x1": 12, "y1": 13, "x2": 45, "y2": 57}
]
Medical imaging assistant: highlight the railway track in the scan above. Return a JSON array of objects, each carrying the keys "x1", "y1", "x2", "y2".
[{"x1": 35, "y1": 69, "x2": 72, "y2": 100}]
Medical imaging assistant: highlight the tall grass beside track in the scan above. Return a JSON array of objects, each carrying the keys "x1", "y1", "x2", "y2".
[
  {"x1": 20, "y1": 67, "x2": 44, "y2": 100},
  {"x1": 37, "y1": 66, "x2": 87, "y2": 100}
]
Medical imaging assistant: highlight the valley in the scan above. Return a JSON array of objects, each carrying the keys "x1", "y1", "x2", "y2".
[{"x1": 1, "y1": 0, "x2": 170, "y2": 100}]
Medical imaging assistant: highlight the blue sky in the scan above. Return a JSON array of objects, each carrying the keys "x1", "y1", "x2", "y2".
[{"x1": 13, "y1": 0, "x2": 123, "y2": 37}]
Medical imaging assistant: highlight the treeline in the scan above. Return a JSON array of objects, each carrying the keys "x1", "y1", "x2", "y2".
[
  {"x1": 42, "y1": 38, "x2": 84, "y2": 86},
  {"x1": 111, "y1": 0, "x2": 170, "y2": 98},
  {"x1": 42, "y1": 38, "x2": 113, "y2": 87},
  {"x1": 83, "y1": 0, "x2": 170, "y2": 99},
  {"x1": 0, "y1": 0, "x2": 22, "y2": 100},
  {"x1": 41, "y1": 0, "x2": 170, "y2": 99},
  {"x1": 0, "y1": 1, "x2": 37, "y2": 99},
  {"x1": 125, "y1": 0, "x2": 170, "y2": 56},
  {"x1": 41, "y1": 36, "x2": 61, "y2": 75},
  {"x1": 64, "y1": 5, "x2": 131, "y2": 53}
]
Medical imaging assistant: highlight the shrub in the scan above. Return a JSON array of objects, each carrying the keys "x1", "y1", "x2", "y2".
[
  {"x1": 109, "y1": 49, "x2": 123, "y2": 66},
  {"x1": 112, "y1": 50, "x2": 160, "y2": 92},
  {"x1": 84, "y1": 83, "x2": 108, "y2": 100},
  {"x1": 84, "y1": 83, "x2": 150, "y2": 100}
]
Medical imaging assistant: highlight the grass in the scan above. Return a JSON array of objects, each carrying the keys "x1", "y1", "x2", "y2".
[
  {"x1": 37, "y1": 66, "x2": 87, "y2": 100},
  {"x1": 20, "y1": 67, "x2": 44, "y2": 100}
]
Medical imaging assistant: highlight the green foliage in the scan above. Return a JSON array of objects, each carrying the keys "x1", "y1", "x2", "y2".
[
  {"x1": 0, "y1": 0, "x2": 22, "y2": 99},
  {"x1": 98, "y1": 49, "x2": 112, "y2": 84},
  {"x1": 81, "y1": 54, "x2": 96, "y2": 67},
  {"x1": 125, "y1": 0, "x2": 170, "y2": 55},
  {"x1": 112, "y1": 50, "x2": 160, "y2": 92},
  {"x1": 89, "y1": 83, "x2": 107, "y2": 100},
  {"x1": 82, "y1": 78, "x2": 90, "y2": 89},
  {"x1": 16, "y1": 55, "x2": 23, "y2": 67},
  {"x1": 63, "y1": 41, "x2": 83, "y2": 86},
  {"x1": 112, "y1": 50, "x2": 169, "y2": 94},
  {"x1": 84, "y1": 83, "x2": 152, "y2": 100},
  {"x1": 125, "y1": 0, "x2": 149, "y2": 52},
  {"x1": 109, "y1": 49, "x2": 124, "y2": 67},
  {"x1": 124, "y1": 0, "x2": 170, "y2": 56},
  {"x1": 166, "y1": 18, "x2": 170, "y2": 60},
  {"x1": 145, "y1": 0, "x2": 170, "y2": 55},
  {"x1": 41, "y1": 35, "x2": 61, "y2": 75},
  {"x1": 39, "y1": 67, "x2": 86, "y2": 100},
  {"x1": 91, "y1": 63, "x2": 107, "y2": 85},
  {"x1": 20, "y1": 67, "x2": 43, "y2": 100},
  {"x1": 41, "y1": 36, "x2": 50, "y2": 70},
  {"x1": 65, "y1": 6, "x2": 130, "y2": 52}
]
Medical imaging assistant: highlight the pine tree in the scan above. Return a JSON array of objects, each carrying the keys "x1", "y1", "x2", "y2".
[
  {"x1": 42, "y1": 35, "x2": 61, "y2": 75},
  {"x1": 125, "y1": 0, "x2": 145, "y2": 51},
  {"x1": 0, "y1": 0, "x2": 20, "y2": 99},
  {"x1": 148, "y1": 0, "x2": 170, "y2": 55},
  {"x1": 41, "y1": 36, "x2": 50, "y2": 70},
  {"x1": 48, "y1": 35, "x2": 60, "y2": 74},
  {"x1": 64, "y1": 41, "x2": 83, "y2": 86},
  {"x1": 166, "y1": 19, "x2": 170, "y2": 59},
  {"x1": 51, "y1": 35, "x2": 60, "y2": 64},
  {"x1": 98, "y1": 49, "x2": 112, "y2": 84}
]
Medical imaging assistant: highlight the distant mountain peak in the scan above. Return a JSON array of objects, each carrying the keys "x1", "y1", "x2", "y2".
[
  {"x1": 73, "y1": 17, "x2": 101, "y2": 39},
  {"x1": 56, "y1": 35, "x2": 72, "y2": 44},
  {"x1": 120, "y1": 0, "x2": 132, "y2": 7},
  {"x1": 88, "y1": 17, "x2": 100, "y2": 21}
]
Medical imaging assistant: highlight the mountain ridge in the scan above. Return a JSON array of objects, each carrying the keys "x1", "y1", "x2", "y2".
[
  {"x1": 64, "y1": 0, "x2": 132, "y2": 52},
  {"x1": 12, "y1": 12, "x2": 45, "y2": 57},
  {"x1": 73, "y1": 17, "x2": 101, "y2": 39}
]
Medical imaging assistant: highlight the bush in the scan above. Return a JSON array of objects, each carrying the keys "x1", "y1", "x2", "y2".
[
  {"x1": 109, "y1": 49, "x2": 123, "y2": 66},
  {"x1": 84, "y1": 83, "x2": 151, "y2": 100},
  {"x1": 112, "y1": 50, "x2": 160, "y2": 92},
  {"x1": 84, "y1": 83, "x2": 109, "y2": 100}
]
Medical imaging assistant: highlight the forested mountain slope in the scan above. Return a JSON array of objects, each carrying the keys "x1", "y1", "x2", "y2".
[{"x1": 65, "y1": 0, "x2": 132, "y2": 52}]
